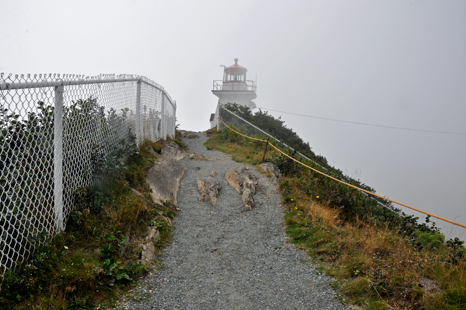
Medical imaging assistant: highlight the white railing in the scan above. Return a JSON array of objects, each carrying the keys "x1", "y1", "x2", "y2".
[
  {"x1": 0, "y1": 73, "x2": 176, "y2": 277},
  {"x1": 212, "y1": 80, "x2": 257, "y2": 92},
  {"x1": 218, "y1": 104, "x2": 395, "y2": 212}
]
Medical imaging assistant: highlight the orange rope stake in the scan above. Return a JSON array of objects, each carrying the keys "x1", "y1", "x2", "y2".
[{"x1": 218, "y1": 117, "x2": 466, "y2": 229}]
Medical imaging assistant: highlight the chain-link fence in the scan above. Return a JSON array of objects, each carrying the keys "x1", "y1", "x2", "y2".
[{"x1": 0, "y1": 73, "x2": 176, "y2": 278}]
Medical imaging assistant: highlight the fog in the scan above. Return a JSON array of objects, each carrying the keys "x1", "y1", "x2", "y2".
[{"x1": 1, "y1": 0, "x2": 465, "y2": 238}]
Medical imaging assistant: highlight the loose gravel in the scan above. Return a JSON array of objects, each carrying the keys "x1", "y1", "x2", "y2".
[{"x1": 119, "y1": 132, "x2": 344, "y2": 310}]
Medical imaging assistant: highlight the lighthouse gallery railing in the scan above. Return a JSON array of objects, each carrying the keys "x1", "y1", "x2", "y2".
[{"x1": 212, "y1": 80, "x2": 257, "y2": 92}]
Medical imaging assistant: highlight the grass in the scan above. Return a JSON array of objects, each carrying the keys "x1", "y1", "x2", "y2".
[
  {"x1": 204, "y1": 126, "x2": 269, "y2": 165},
  {"x1": 205, "y1": 128, "x2": 466, "y2": 310},
  {"x1": 0, "y1": 139, "x2": 176, "y2": 309}
]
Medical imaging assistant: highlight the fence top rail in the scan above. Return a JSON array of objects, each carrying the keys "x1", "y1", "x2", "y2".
[
  {"x1": 0, "y1": 73, "x2": 176, "y2": 109},
  {"x1": 219, "y1": 104, "x2": 395, "y2": 212},
  {"x1": 219, "y1": 104, "x2": 325, "y2": 170}
]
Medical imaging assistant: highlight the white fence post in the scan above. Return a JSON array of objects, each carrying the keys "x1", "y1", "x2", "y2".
[
  {"x1": 161, "y1": 93, "x2": 166, "y2": 139},
  {"x1": 216, "y1": 102, "x2": 221, "y2": 132},
  {"x1": 173, "y1": 103, "x2": 177, "y2": 138},
  {"x1": 54, "y1": 85, "x2": 64, "y2": 232},
  {"x1": 135, "y1": 80, "x2": 142, "y2": 146}
]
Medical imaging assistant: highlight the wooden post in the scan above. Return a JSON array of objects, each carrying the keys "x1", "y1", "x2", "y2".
[{"x1": 261, "y1": 138, "x2": 269, "y2": 163}]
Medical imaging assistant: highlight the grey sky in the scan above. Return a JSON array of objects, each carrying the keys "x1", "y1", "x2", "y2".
[{"x1": 1, "y1": 0, "x2": 465, "y2": 237}]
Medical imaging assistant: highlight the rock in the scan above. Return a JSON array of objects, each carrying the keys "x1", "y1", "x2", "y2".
[
  {"x1": 259, "y1": 162, "x2": 281, "y2": 184},
  {"x1": 226, "y1": 167, "x2": 258, "y2": 193},
  {"x1": 242, "y1": 188, "x2": 254, "y2": 210},
  {"x1": 197, "y1": 177, "x2": 222, "y2": 205},
  {"x1": 179, "y1": 130, "x2": 199, "y2": 139},
  {"x1": 161, "y1": 141, "x2": 185, "y2": 160},
  {"x1": 146, "y1": 158, "x2": 186, "y2": 205},
  {"x1": 141, "y1": 242, "x2": 156, "y2": 266},
  {"x1": 147, "y1": 139, "x2": 187, "y2": 205},
  {"x1": 226, "y1": 167, "x2": 258, "y2": 209},
  {"x1": 130, "y1": 188, "x2": 162, "y2": 209},
  {"x1": 162, "y1": 216, "x2": 173, "y2": 226},
  {"x1": 187, "y1": 152, "x2": 210, "y2": 161},
  {"x1": 139, "y1": 226, "x2": 162, "y2": 267},
  {"x1": 146, "y1": 227, "x2": 160, "y2": 242}
]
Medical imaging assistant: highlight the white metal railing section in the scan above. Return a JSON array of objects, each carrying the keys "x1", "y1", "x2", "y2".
[
  {"x1": 218, "y1": 104, "x2": 394, "y2": 212},
  {"x1": 0, "y1": 73, "x2": 176, "y2": 278},
  {"x1": 212, "y1": 80, "x2": 257, "y2": 92}
]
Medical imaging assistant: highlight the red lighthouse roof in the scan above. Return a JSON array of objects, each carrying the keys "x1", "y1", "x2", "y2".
[{"x1": 225, "y1": 58, "x2": 247, "y2": 72}]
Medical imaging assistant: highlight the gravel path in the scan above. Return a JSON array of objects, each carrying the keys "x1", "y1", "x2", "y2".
[{"x1": 119, "y1": 132, "x2": 344, "y2": 310}]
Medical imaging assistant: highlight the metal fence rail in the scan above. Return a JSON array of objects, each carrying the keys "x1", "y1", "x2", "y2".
[
  {"x1": 218, "y1": 104, "x2": 326, "y2": 170},
  {"x1": 0, "y1": 73, "x2": 176, "y2": 278},
  {"x1": 218, "y1": 104, "x2": 395, "y2": 212}
]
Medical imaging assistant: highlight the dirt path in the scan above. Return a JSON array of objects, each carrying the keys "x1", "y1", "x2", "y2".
[{"x1": 119, "y1": 132, "x2": 344, "y2": 310}]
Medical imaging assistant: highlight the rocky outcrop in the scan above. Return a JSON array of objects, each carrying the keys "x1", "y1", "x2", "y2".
[
  {"x1": 197, "y1": 177, "x2": 222, "y2": 205},
  {"x1": 147, "y1": 160, "x2": 186, "y2": 205},
  {"x1": 225, "y1": 167, "x2": 258, "y2": 210},
  {"x1": 147, "y1": 141, "x2": 186, "y2": 205}
]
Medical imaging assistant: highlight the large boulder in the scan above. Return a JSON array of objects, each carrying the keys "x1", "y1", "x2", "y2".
[
  {"x1": 147, "y1": 140, "x2": 187, "y2": 205},
  {"x1": 147, "y1": 159, "x2": 186, "y2": 205},
  {"x1": 197, "y1": 176, "x2": 222, "y2": 205}
]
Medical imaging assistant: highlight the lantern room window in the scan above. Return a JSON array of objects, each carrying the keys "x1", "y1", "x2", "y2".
[{"x1": 225, "y1": 74, "x2": 245, "y2": 82}]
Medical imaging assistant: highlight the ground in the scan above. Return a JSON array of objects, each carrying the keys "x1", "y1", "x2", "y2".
[{"x1": 118, "y1": 131, "x2": 344, "y2": 310}]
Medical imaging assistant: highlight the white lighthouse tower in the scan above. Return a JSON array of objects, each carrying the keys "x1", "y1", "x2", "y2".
[{"x1": 210, "y1": 58, "x2": 257, "y2": 128}]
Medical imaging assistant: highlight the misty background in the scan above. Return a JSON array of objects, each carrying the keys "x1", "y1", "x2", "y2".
[{"x1": 1, "y1": 0, "x2": 465, "y2": 238}]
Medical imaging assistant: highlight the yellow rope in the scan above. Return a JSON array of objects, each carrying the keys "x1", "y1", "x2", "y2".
[
  {"x1": 218, "y1": 117, "x2": 466, "y2": 229},
  {"x1": 218, "y1": 117, "x2": 268, "y2": 142}
]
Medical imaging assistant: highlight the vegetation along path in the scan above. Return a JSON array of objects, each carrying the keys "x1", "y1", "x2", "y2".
[{"x1": 119, "y1": 131, "x2": 344, "y2": 309}]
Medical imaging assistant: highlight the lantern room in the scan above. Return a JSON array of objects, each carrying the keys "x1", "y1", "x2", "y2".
[
  {"x1": 222, "y1": 58, "x2": 247, "y2": 90},
  {"x1": 211, "y1": 58, "x2": 257, "y2": 128}
]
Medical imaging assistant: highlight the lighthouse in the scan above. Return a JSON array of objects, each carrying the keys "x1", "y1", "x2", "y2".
[{"x1": 210, "y1": 58, "x2": 257, "y2": 128}]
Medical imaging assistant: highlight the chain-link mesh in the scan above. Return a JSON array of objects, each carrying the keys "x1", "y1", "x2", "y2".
[{"x1": 0, "y1": 73, "x2": 176, "y2": 279}]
